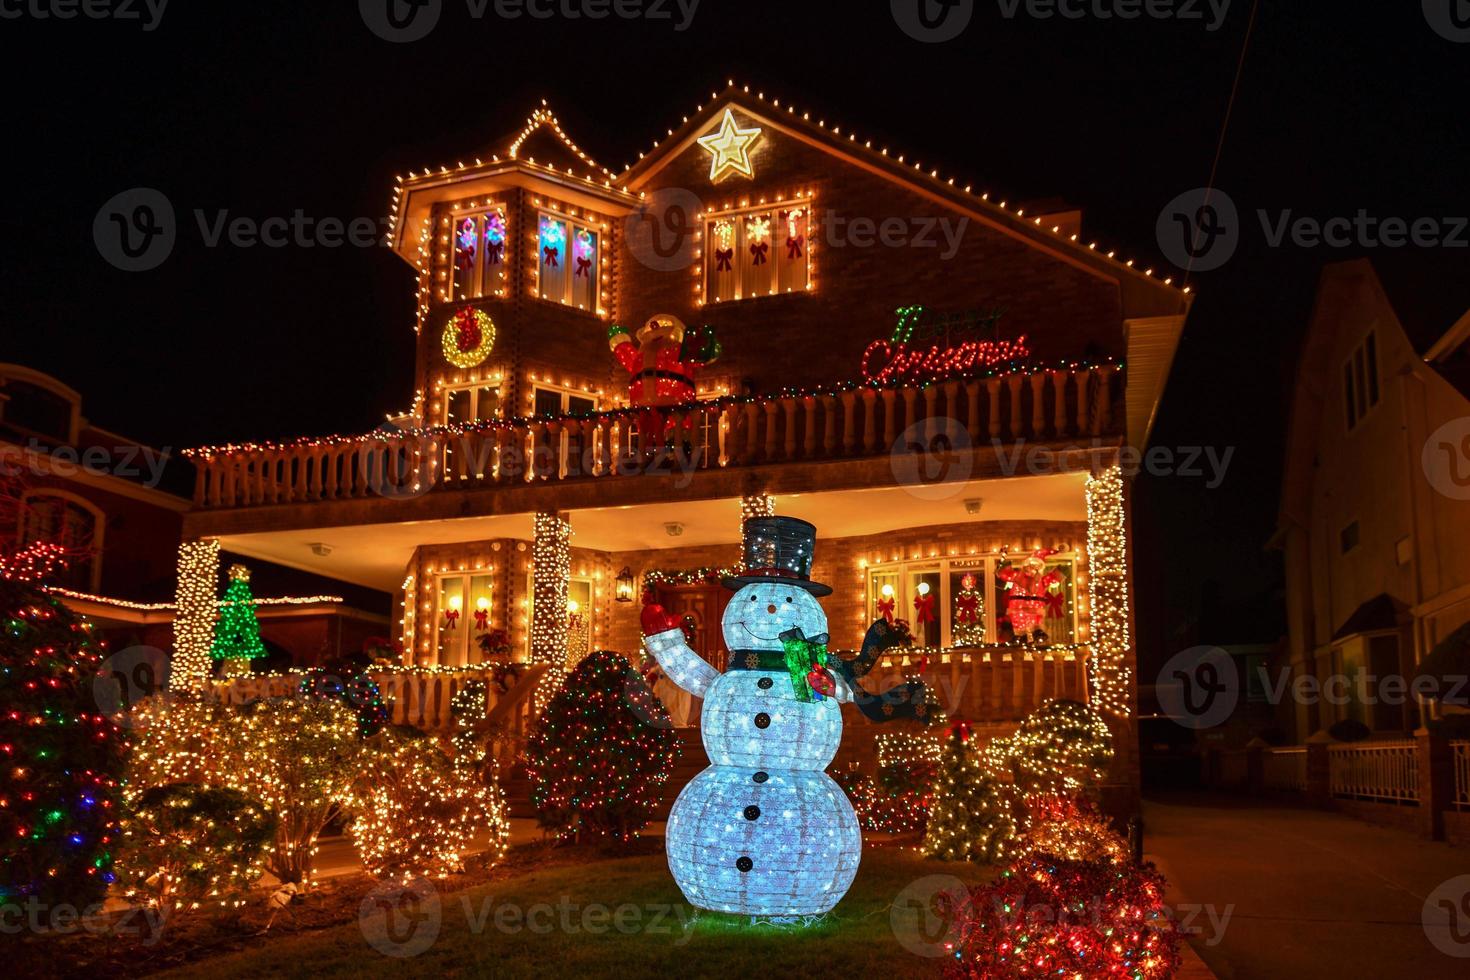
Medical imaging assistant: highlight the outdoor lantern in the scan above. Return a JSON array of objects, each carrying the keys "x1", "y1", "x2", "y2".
[{"x1": 614, "y1": 566, "x2": 635, "y2": 603}]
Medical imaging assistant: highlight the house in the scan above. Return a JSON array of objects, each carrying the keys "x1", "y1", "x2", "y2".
[
  {"x1": 177, "y1": 84, "x2": 1192, "y2": 811},
  {"x1": 0, "y1": 362, "x2": 387, "y2": 665},
  {"x1": 1273, "y1": 259, "x2": 1470, "y2": 740}
]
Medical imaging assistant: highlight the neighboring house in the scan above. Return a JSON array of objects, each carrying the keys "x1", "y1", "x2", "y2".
[
  {"x1": 1273, "y1": 259, "x2": 1470, "y2": 739},
  {"x1": 0, "y1": 363, "x2": 387, "y2": 664},
  {"x1": 179, "y1": 86, "x2": 1192, "y2": 808}
]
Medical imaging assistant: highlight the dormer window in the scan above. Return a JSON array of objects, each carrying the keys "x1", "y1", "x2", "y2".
[
  {"x1": 536, "y1": 213, "x2": 599, "y2": 313},
  {"x1": 448, "y1": 207, "x2": 507, "y2": 301},
  {"x1": 704, "y1": 203, "x2": 810, "y2": 304}
]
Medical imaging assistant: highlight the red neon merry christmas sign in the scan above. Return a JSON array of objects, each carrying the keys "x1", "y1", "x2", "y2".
[{"x1": 861, "y1": 335, "x2": 1031, "y2": 385}]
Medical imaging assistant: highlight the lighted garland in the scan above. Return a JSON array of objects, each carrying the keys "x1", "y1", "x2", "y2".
[
  {"x1": 1085, "y1": 466, "x2": 1132, "y2": 717},
  {"x1": 0, "y1": 580, "x2": 126, "y2": 909},
  {"x1": 441, "y1": 307, "x2": 496, "y2": 368},
  {"x1": 348, "y1": 728, "x2": 509, "y2": 881},
  {"x1": 524, "y1": 650, "x2": 677, "y2": 842},
  {"x1": 118, "y1": 784, "x2": 275, "y2": 926},
  {"x1": 642, "y1": 565, "x2": 741, "y2": 590},
  {"x1": 180, "y1": 359, "x2": 1124, "y2": 459}
]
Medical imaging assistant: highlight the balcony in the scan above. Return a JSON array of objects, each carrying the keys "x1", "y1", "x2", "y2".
[{"x1": 184, "y1": 365, "x2": 1121, "y2": 533}]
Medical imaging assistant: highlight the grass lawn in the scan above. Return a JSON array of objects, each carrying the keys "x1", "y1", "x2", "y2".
[{"x1": 154, "y1": 841, "x2": 994, "y2": 979}]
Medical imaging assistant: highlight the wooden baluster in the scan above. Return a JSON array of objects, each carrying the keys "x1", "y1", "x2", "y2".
[
  {"x1": 1075, "y1": 369, "x2": 1090, "y2": 435},
  {"x1": 782, "y1": 398, "x2": 799, "y2": 460},
  {"x1": 803, "y1": 396, "x2": 819, "y2": 457},
  {"x1": 1050, "y1": 370, "x2": 1068, "y2": 437},
  {"x1": 1029, "y1": 373, "x2": 1046, "y2": 439},
  {"x1": 922, "y1": 385, "x2": 939, "y2": 447},
  {"x1": 1007, "y1": 376, "x2": 1024, "y2": 440},
  {"x1": 881, "y1": 389, "x2": 899, "y2": 450},
  {"x1": 761, "y1": 401, "x2": 779, "y2": 461},
  {"x1": 965, "y1": 379, "x2": 982, "y2": 443},
  {"x1": 839, "y1": 391, "x2": 858, "y2": 454},
  {"x1": 821, "y1": 394, "x2": 838, "y2": 456},
  {"x1": 861, "y1": 389, "x2": 880, "y2": 453},
  {"x1": 987, "y1": 379, "x2": 1002, "y2": 440},
  {"x1": 942, "y1": 380, "x2": 961, "y2": 442},
  {"x1": 580, "y1": 418, "x2": 597, "y2": 476},
  {"x1": 1096, "y1": 365, "x2": 1116, "y2": 434}
]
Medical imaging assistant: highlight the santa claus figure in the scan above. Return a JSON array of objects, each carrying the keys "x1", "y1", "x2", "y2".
[{"x1": 608, "y1": 313, "x2": 721, "y2": 408}]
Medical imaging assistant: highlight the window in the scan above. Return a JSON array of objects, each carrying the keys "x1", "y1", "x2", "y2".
[
  {"x1": 536, "y1": 213, "x2": 599, "y2": 312},
  {"x1": 705, "y1": 204, "x2": 810, "y2": 303},
  {"x1": 449, "y1": 208, "x2": 507, "y2": 301},
  {"x1": 1, "y1": 379, "x2": 75, "y2": 443},
  {"x1": 434, "y1": 572, "x2": 496, "y2": 666},
  {"x1": 1343, "y1": 330, "x2": 1380, "y2": 430},
  {"x1": 531, "y1": 385, "x2": 598, "y2": 477},
  {"x1": 443, "y1": 382, "x2": 502, "y2": 425},
  {"x1": 1340, "y1": 520, "x2": 1360, "y2": 554},
  {"x1": 865, "y1": 555, "x2": 1075, "y2": 648},
  {"x1": 20, "y1": 492, "x2": 100, "y2": 591}
]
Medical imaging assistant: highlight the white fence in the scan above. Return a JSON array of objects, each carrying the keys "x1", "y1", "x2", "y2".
[
  {"x1": 1454, "y1": 741, "x2": 1469, "y2": 810},
  {"x1": 1263, "y1": 747, "x2": 1308, "y2": 792},
  {"x1": 1328, "y1": 741, "x2": 1419, "y2": 804}
]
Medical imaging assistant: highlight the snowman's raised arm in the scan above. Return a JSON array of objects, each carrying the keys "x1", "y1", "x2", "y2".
[{"x1": 642, "y1": 626, "x2": 718, "y2": 697}]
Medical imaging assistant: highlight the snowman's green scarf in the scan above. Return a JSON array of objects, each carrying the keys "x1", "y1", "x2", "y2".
[{"x1": 779, "y1": 627, "x2": 831, "y2": 702}]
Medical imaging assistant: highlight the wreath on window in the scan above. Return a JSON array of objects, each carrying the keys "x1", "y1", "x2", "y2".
[{"x1": 441, "y1": 307, "x2": 496, "y2": 368}]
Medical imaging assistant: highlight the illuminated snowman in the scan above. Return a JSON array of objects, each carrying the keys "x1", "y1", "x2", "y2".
[{"x1": 641, "y1": 517, "x2": 934, "y2": 919}]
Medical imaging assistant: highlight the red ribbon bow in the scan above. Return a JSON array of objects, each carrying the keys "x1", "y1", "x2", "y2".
[
  {"x1": 443, "y1": 609, "x2": 460, "y2": 629},
  {"x1": 914, "y1": 593, "x2": 937, "y2": 625},
  {"x1": 543, "y1": 245, "x2": 560, "y2": 267},
  {"x1": 749, "y1": 241, "x2": 769, "y2": 265},
  {"x1": 473, "y1": 609, "x2": 489, "y2": 631},
  {"x1": 485, "y1": 241, "x2": 504, "y2": 265},
  {"x1": 786, "y1": 235, "x2": 803, "y2": 259},
  {"x1": 575, "y1": 255, "x2": 592, "y2": 278},
  {"x1": 714, "y1": 247, "x2": 734, "y2": 271},
  {"x1": 454, "y1": 245, "x2": 475, "y2": 271},
  {"x1": 876, "y1": 597, "x2": 896, "y2": 623}
]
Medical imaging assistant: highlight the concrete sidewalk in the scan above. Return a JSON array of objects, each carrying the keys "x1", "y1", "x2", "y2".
[{"x1": 1143, "y1": 792, "x2": 1469, "y2": 980}]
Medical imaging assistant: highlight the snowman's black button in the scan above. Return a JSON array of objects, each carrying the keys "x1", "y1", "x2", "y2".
[
  {"x1": 757, "y1": 677, "x2": 773, "y2": 690},
  {"x1": 744, "y1": 805, "x2": 761, "y2": 820},
  {"x1": 754, "y1": 712, "x2": 770, "y2": 729},
  {"x1": 736, "y1": 856, "x2": 753, "y2": 873},
  {"x1": 753, "y1": 771, "x2": 768, "y2": 783}
]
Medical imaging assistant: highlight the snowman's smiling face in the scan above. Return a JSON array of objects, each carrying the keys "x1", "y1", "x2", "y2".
[{"x1": 722, "y1": 581, "x2": 827, "y2": 651}]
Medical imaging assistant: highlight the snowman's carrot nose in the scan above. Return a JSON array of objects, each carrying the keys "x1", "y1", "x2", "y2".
[{"x1": 767, "y1": 603, "x2": 777, "y2": 613}]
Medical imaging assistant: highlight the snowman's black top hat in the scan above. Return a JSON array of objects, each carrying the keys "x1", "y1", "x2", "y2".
[{"x1": 723, "y1": 516, "x2": 832, "y2": 597}]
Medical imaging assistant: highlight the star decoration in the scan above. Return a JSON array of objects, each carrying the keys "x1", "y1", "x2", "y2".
[{"x1": 697, "y1": 109, "x2": 762, "y2": 182}]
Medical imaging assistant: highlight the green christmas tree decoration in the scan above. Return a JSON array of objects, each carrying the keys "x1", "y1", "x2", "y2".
[
  {"x1": 0, "y1": 578, "x2": 127, "y2": 908},
  {"x1": 210, "y1": 564, "x2": 267, "y2": 667},
  {"x1": 922, "y1": 720, "x2": 1016, "y2": 864},
  {"x1": 524, "y1": 650, "x2": 678, "y2": 843}
]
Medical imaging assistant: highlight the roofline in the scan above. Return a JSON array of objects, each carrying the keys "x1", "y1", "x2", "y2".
[
  {"x1": 620, "y1": 82, "x2": 1192, "y2": 308},
  {"x1": 1423, "y1": 305, "x2": 1470, "y2": 363}
]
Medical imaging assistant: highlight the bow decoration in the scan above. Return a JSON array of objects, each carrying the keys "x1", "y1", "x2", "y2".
[
  {"x1": 714, "y1": 247, "x2": 734, "y2": 271},
  {"x1": 485, "y1": 241, "x2": 504, "y2": 265},
  {"x1": 575, "y1": 255, "x2": 592, "y2": 278},
  {"x1": 543, "y1": 245, "x2": 560, "y2": 267},
  {"x1": 473, "y1": 609, "x2": 489, "y2": 631},
  {"x1": 786, "y1": 235, "x2": 804, "y2": 259},
  {"x1": 779, "y1": 627, "x2": 835, "y2": 702},
  {"x1": 749, "y1": 241, "x2": 769, "y2": 265},
  {"x1": 443, "y1": 609, "x2": 460, "y2": 629},
  {"x1": 876, "y1": 596, "x2": 896, "y2": 623}
]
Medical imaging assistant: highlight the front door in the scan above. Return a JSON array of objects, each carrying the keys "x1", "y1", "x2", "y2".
[{"x1": 656, "y1": 584, "x2": 730, "y2": 673}]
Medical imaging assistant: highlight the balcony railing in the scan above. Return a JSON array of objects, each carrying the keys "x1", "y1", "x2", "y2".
[
  {"x1": 1328, "y1": 741, "x2": 1419, "y2": 804},
  {"x1": 1262, "y1": 746, "x2": 1308, "y2": 792},
  {"x1": 187, "y1": 366, "x2": 1120, "y2": 510}
]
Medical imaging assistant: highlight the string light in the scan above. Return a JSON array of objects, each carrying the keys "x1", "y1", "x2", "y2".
[
  {"x1": 530, "y1": 513, "x2": 571, "y2": 709},
  {"x1": 171, "y1": 539, "x2": 220, "y2": 694},
  {"x1": 1085, "y1": 466, "x2": 1132, "y2": 717}
]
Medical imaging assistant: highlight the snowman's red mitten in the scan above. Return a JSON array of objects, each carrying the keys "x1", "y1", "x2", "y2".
[{"x1": 640, "y1": 602, "x2": 683, "y2": 637}]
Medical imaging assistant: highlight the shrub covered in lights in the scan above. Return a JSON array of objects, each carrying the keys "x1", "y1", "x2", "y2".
[
  {"x1": 922, "y1": 720, "x2": 1017, "y2": 864},
  {"x1": 949, "y1": 848, "x2": 1181, "y2": 978},
  {"x1": 118, "y1": 783, "x2": 276, "y2": 926},
  {"x1": 0, "y1": 580, "x2": 126, "y2": 909},
  {"x1": 299, "y1": 665, "x2": 389, "y2": 738},
  {"x1": 524, "y1": 650, "x2": 677, "y2": 842},
  {"x1": 349, "y1": 727, "x2": 509, "y2": 880},
  {"x1": 231, "y1": 695, "x2": 362, "y2": 886},
  {"x1": 125, "y1": 694, "x2": 236, "y2": 801},
  {"x1": 986, "y1": 698, "x2": 1115, "y2": 796},
  {"x1": 1014, "y1": 794, "x2": 1130, "y2": 866}
]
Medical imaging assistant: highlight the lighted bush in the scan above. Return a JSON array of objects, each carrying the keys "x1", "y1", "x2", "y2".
[
  {"x1": 125, "y1": 694, "x2": 235, "y2": 801},
  {"x1": 984, "y1": 698, "x2": 1115, "y2": 794},
  {"x1": 119, "y1": 783, "x2": 276, "y2": 926},
  {"x1": 524, "y1": 650, "x2": 677, "y2": 842},
  {"x1": 349, "y1": 727, "x2": 509, "y2": 880},
  {"x1": 0, "y1": 580, "x2": 126, "y2": 909}
]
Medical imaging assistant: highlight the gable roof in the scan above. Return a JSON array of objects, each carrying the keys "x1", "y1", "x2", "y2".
[{"x1": 620, "y1": 81, "x2": 1191, "y2": 318}]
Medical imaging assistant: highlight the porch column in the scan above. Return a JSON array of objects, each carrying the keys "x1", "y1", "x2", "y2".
[
  {"x1": 530, "y1": 512, "x2": 571, "y2": 668},
  {"x1": 170, "y1": 537, "x2": 220, "y2": 693},
  {"x1": 1084, "y1": 465, "x2": 1131, "y2": 716}
]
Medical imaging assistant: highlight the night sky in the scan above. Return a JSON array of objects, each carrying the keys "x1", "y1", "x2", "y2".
[{"x1": 2, "y1": 1, "x2": 1467, "y2": 672}]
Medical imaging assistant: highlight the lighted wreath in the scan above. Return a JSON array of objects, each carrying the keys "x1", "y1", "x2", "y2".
[{"x1": 441, "y1": 308, "x2": 496, "y2": 368}]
